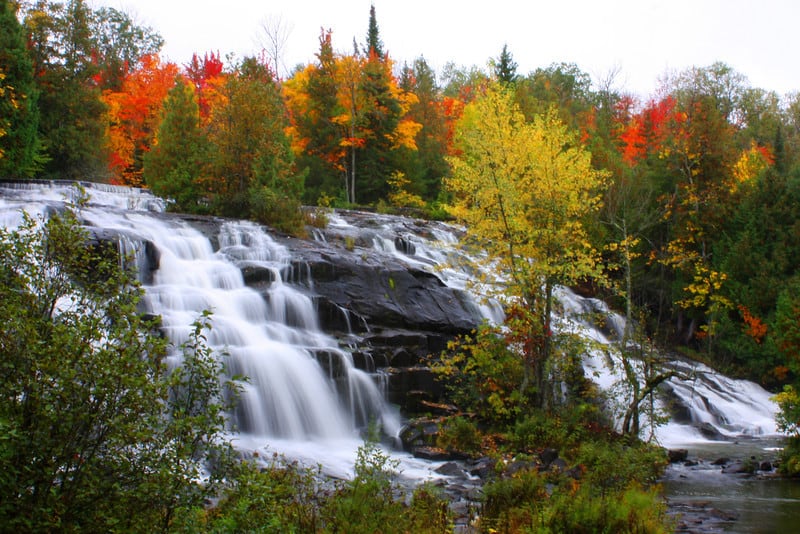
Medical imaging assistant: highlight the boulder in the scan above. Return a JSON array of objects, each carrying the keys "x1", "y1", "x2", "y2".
[
  {"x1": 667, "y1": 448, "x2": 689, "y2": 463},
  {"x1": 435, "y1": 462, "x2": 467, "y2": 478}
]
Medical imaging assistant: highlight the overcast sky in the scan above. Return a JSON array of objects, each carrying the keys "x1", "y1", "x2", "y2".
[{"x1": 92, "y1": 0, "x2": 800, "y2": 98}]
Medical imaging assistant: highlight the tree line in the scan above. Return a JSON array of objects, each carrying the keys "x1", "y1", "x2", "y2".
[{"x1": 3, "y1": 0, "x2": 800, "y2": 416}]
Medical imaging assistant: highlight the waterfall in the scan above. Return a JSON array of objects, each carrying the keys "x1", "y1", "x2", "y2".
[
  {"x1": 0, "y1": 182, "x2": 399, "y2": 455},
  {"x1": 555, "y1": 286, "x2": 779, "y2": 446},
  {"x1": 0, "y1": 182, "x2": 781, "y2": 471}
]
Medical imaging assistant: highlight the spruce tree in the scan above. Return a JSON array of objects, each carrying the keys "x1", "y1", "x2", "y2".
[
  {"x1": 365, "y1": 4, "x2": 383, "y2": 57},
  {"x1": 495, "y1": 44, "x2": 518, "y2": 85}
]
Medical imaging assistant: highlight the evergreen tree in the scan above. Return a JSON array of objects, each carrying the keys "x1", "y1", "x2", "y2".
[
  {"x1": 144, "y1": 78, "x2": 208, "y2": 211},
  {"x1": 207, "y1": 57, "x2": 306, "y2": 231},
  {"x1": 365, "y1": 3, "x2": 383, "y2": 57},
  {"x1": 0, "y1": 0, "x2": 43, "y2": 177},
  {"x1": 396, "y1": 57, "x2": 449, "y2": 200},
  {"x1": 357, "y1": 51, "x2": 402, "y2": 203},
  {"x1": 494, "y1": 43, "x2": 518, "y2": 85},
  {"x1": 23, "y1": 0, "x2": 108, "y2": 179},
  {"x1": 293, "y1": 30, "x2": 344, "y2": 203}
]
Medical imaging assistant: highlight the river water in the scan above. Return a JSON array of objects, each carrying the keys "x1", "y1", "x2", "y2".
[{"x1": 661, "y1": 437, "x2": 800, "y2": 533}]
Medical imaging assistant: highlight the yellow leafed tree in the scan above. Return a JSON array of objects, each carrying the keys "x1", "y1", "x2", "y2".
[{"x1": 446, "y1": 83, "x2": 607, "y2": 408}]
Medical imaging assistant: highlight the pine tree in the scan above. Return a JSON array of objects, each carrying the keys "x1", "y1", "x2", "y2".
[{"x1": 0, "y1": 0, "x2": 43, "y2": 177}]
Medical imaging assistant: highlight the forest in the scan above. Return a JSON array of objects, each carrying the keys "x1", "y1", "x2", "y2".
[{"x1": 2, "y1": 0, "x2": 800, "y2": 531}]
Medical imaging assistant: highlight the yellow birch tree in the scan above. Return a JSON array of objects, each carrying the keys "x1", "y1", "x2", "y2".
[{"x1": 446, "y1": 83, "x2": 607, "y2": 408}]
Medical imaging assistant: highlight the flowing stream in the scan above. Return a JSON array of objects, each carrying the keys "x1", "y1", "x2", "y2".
[{"x1": 2, "y1": 181, "x2": 797, "y2": 526}]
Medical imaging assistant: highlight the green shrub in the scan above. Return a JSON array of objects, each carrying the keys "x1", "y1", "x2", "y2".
[
  {"x1": 573, "y1": 440, "x2": 667, "y2": 495},
  {"x1": 481, "y1": 469, "x2": 669, "y2": 533},
  {"x1": 0, "y1": 209, "x2": 236, "y2": 532},
  {"x1": 200, "y1": 457, "x2": 320, "y2": 533},
  {"x1": 544, "y1": 483, "x2": 670, "y2": 534},
  {"x1": 437, "y1": 416, "x2": 483, "y2": 455},
  {"x1": 774, "y1": 385, "x2": 800, "y2": 475}
]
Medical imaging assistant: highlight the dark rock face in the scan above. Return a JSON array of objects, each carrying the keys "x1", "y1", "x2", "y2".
[{"x1": 282, "y1": 241, "x2": 480, "y2": 335}]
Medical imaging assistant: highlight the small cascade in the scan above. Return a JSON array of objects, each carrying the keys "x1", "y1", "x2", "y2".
[
  {"x1": 555, "y1": 286, "x2": 778, "y2": 445},
  {"x1": 321, "y1": 210, "x2": 505, "y2": 324}
]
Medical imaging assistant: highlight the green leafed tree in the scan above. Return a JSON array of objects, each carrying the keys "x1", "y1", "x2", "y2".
[
  {"x1": 0, "y1": 0, "x2": 44, "y2": 178},
  {"x1": 446, "y1": 83, "x2": 607, "y2": 408},
  {"x1": 22, "y1": 0, "x2": 108, "y2": 179},
  {"x1": 206, "y1": 57, "x2": 306, "y2": 232},
  {"x1": 397, "y1": 57, "x2": 450, "y2": 201},
  {"x1": 89, "y1": 6, "x2": 163, "y2": 90},
  {"x1": 0, "y1": 203, "x2": 236, "y2": 532}
]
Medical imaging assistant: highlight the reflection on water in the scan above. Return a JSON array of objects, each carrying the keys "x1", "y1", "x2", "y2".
[{"x1": 663, "y1": 438, "x2": 800, "y2": 532}]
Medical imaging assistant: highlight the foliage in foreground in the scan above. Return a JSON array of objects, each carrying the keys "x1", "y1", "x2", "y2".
[
  {"x1": 774, "y1": 385, "x2": 800, "y2": 475},
  {"x1": 431, "y1": 301, "x2": 671, "y2": 532},
  {"x1": 0, "y1": 206, "x2": 236, "y2": 532},
  {"x1": 482, "y1": 471, "x2": 668, "y2": 534},
  {"x1": 186, "y1": 441, "x2": 452, "y2": 534}
]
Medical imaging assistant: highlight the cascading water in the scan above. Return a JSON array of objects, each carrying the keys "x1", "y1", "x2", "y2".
[
  {"x1": 0, "y1": 182, "x2": 783, "y2": 483},
  {"x1": 0, "y1": 182, "x2": 403, "y2": 477},
  {"x1": 554, "y1": 286, "x2": 779, "y2": 447}
]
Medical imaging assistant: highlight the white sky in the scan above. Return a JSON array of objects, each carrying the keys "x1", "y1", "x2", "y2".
[{"x1": 93, "y1": 0, "x2": 800, "y2": 98}]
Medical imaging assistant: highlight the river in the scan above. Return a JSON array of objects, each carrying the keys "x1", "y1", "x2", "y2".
[{"x1": 662, "y1": 437, "x2": 800, "y2": 533}]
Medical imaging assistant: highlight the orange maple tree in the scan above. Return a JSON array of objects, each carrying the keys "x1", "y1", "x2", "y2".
[{"x1": 102, "y1": 54, "x2": 179, "y2": 186}]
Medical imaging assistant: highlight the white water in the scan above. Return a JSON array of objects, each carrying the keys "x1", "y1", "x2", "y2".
[
  {"x1": 0, "y1": 182, "x2": 418, "y2": 479},
  {"x1": 555, "y1": 287, "x2": 779, "y2": 448},
  {"x1": 0, "y1": 182, "x2": 780, "y2": 477}
]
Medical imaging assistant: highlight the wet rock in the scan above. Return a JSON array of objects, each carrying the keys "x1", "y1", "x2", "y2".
[
  {"x1": 435, "y1": 462, "x2": 466, "y2": 477},
  {"x1": 468, "y1": 457, "x2": 498, "y2": 479},
  {"x1": 394, "y1": 236, "x2": 416, "y2": 255},
  {"x1": 505, "y1": 459, "x2": 539, "y2": 476},
  {"x1": 722, "y1": 459, "x2": 757, "y2": 475},
  {"x1": 711, "y1": 457, "x2": 730, "y2": 466},
  {"x1": 411, "y1": 446, "x2": 451, "y2": 461},
  {"x1": 668, "y1": 448, "x2": 689, "y2": 463},
  {"x1": 387, "y1": 366, "x2": 441, "y2": 405},
  {"x1": 390, "y1": 347, "x2": 420, "y2": 367},
  {"x1": 759, "y1": 460, "x2": 773, "y2": 471},
  {"x1": 399, "y1": 418, "x2": 442, "y2": 450},
  {"x1": 240, "y1": 264, "x2": 276, "y2": 286},
  {"x1": 283, "y1": 240, "x2": 482, "y2": 335},
  {"x1": 539, "y1": 448, "x2": 559, "y2": 466},
  {"x1": 548, "y1": 458, "x2": 568, "y2": 473},
  {"x1": 697, "y1": 422, "x2": 726, "y2": 441}
]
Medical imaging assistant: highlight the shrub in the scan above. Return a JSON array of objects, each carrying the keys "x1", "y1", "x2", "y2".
[
  {"x1": 199, "y1": 456, "x2": 321, "y2": 533},
  {"x1": 437, "y1": 416, "x2": 483, "y2": 455},
  {"x1": 0, "y1": 207, "x2": 236, "y2": 532}
]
